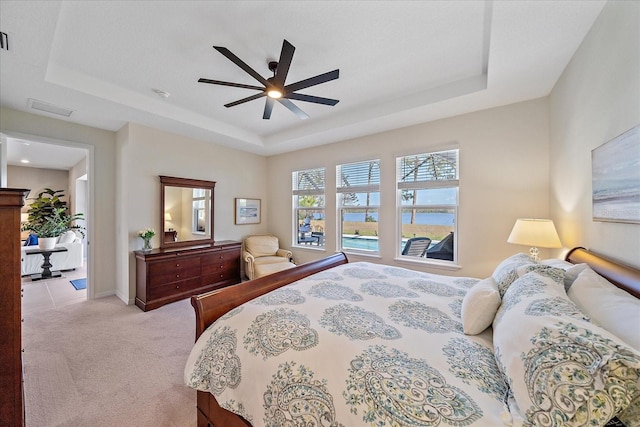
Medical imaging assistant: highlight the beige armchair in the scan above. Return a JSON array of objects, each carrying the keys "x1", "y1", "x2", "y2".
[{"x1": 243, "y1": 234, "x2": 296, "y2": 280}]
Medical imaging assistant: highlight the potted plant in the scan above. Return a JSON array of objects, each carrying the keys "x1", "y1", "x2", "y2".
[{"x1": 21, "y1": 188, "x2": 85, "y2": 250}]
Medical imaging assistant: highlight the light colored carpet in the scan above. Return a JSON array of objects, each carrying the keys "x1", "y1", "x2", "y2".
[{"x1": 22, "y1": 296, "x2": 197, "y2": 426}]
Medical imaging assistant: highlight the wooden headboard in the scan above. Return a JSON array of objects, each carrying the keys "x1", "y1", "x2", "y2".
[{"x1": 565, "y1": 247, "x2": 640, "y2": 298}]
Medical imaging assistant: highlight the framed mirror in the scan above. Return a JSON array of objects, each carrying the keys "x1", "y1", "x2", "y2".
[{"x1": 160, "y1": 176, "x2": 215, "y2": 249}]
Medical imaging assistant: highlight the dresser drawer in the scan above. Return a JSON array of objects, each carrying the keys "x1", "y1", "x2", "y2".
[
  {"x1": 149, "y1": 277, "x2": 202, "y2": 300},
  {"x1": 201, "y1": 258, "x2": 239, "y2": 276},
  {"x1": 201, "y1": 251, "x2": 240, "y2": 274},
  {"x1": 202, "y1": 268, "x2": 238, "y2": 286},
  {"x1": 148, "y1": 257, "x2": 201, "y2": 287}
]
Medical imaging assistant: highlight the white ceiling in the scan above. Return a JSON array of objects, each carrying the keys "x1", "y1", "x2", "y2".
[{"x1": 1, "y1": 0, "x2": 605, "y2": 168}]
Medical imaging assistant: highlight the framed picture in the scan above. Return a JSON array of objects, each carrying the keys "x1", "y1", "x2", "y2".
[
  {"x1": 592, "y1": 124, "x2": 640, "y2": 223},
  {"x1": 235, "y1": 198, "x2": 261, "y2": 225}
]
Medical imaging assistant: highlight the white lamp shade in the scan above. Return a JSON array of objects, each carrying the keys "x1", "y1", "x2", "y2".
[
  {"x1": 507, "y1": 218, "x2": 561, "y2": 248},
  {"x1": 164, "y1": 212, "x2": 172, "y2": 221}
]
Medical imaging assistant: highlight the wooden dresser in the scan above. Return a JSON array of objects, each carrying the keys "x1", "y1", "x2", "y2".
[
  {"x1": 135, "y1": 240, "x2": 241, "y2": 311},
  {"x1": 0, "y1": 188, "x2": 29, "y2": 426}
]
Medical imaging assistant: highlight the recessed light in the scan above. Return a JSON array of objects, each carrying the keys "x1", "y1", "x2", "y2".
[
  {"x1": 20, "y1": 159, "x2": 30, "y2": 164},
  {"x1": 152, "y1": 89, "x2": 170, "y2": 98}
]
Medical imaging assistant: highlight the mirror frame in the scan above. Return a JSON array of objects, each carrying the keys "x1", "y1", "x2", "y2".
[{"x1": 160, "y1": 175, "x2": 216, "y2": 249}]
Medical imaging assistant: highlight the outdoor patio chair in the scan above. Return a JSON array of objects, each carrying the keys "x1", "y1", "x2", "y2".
[
  {"x1": 425, "y1": 232, "x2": 454, "y2": 260},
  {"x1": 401, "y1": 237, "x2": 432, "y2": 257}
]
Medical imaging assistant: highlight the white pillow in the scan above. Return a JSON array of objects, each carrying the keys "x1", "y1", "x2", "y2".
[
  {"x1": 568, "y1": 267, "x2": 640, "y2": 351},
  {"x1": 58, "y1": 230, "x2": 77, "y2": 244},
  {"x1": 461, "y1": 277, "x2": 501, "y2": 335}
]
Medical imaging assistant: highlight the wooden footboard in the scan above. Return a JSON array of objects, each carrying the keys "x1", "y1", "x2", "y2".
[{"x1": 190, "y1": 252, "x2": 349, "y2": 427}]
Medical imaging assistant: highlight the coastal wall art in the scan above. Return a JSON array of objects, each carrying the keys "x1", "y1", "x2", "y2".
[{"x1": 592, "y1": 124, "x2": 640, "y2": 223}]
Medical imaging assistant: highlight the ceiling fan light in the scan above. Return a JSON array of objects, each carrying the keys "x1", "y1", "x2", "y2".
[{"x1": 267, "y1": 89, "x2": 283, "y2": 99}]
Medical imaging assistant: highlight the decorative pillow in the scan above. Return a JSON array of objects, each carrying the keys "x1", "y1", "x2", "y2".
[
  {"x1": 491, "y1": 252, "x2": 565, "y2": 298},
  {"x1": 568, "y1": 267, "x2": 640, "y2": 351},
  {"x1": 24, "y1": 233, "x2": 38, "y2": 246},
  {"x1": 491, "y1": 253, "x2": 534, "y2": 297},
  {"x1": 541, "y1": 258, "x2": 573, "y2": 269},
  {"x1": 57, "y1": 230, "x2": 77, "y2": 244},
  {"x1": 461, "y1": 277, "x2": 501, "y2": 335},
  {"x1": 541, "y1": 259, "x2": 589, "y2": 291},
  {"x1": 493, "y1": 270, "x2": 640, "y2": 426}
]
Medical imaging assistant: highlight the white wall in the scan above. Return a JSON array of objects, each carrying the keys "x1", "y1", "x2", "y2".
[
  {"x1": 0, "y1": 107, "x2": 117, "y2": 299},
  {"x1": 267, "y1": 98, "x2": 550, "y2": 278},
  {"x1": 116, "y1": 123, "x2": 268, "y2": 303},
  {"x1": 549, "y1": 0, "x2": 640, "y2": 268},
  {"x1": 69, "y1": 158, "x2": 89, "y2": 259}
]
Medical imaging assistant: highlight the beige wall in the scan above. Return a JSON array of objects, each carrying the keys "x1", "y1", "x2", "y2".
[
  {"x1": 0, "y1": 107, "x2": 117, "y2": 299},
  {"x1": 116, "y1": 123, "x2": 268, "y2": 303},
  {"x1": 267, "y1": 98, "x2": 550, "y2": 278},
  {"x1": 7, "y1": 165, "x2": 69, "y2": 204},
  {"x1": 8, "y1": 165, "x2": 70, "y2": 239},
  {"x1": 549, "y1": 0, "x2": 640, "y2": 268}
]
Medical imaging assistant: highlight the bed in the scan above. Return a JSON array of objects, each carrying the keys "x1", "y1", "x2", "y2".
[{"x1": 184, "y1": 247, "x2": 640, "y2": 427}]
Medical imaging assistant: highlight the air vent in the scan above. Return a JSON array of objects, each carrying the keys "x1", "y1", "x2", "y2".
[
  {"x1": 27, "y1": 98, "x2": 74, "y2": 117},
  {"x1": 0, "y1": 32, "x2": 8, "y2": 51}
]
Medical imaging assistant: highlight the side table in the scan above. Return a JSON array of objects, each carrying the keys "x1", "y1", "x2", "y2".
[{"x1": 25, "y1": 247, "x2": 68, "y2": 281}]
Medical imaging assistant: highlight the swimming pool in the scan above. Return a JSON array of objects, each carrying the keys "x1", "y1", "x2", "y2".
[
  {"x1": 342, "y1": 236, "x2": 435, "y2": 252},
  {"x1": 341, "y1": 236, "x2": 379, "y2": 251}
]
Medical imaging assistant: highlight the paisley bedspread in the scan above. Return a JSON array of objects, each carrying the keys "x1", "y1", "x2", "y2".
[{"x1": 184, "y1": 262, "x2": 510, "y2": 426}]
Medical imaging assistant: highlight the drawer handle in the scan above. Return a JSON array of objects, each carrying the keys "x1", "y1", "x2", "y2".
[
  {"x1": 176, "y1": 285, "x2": 180, "y2": 289},
  {"x1": 176, "y1": 263, "x2": 180, "y2": 267},
  {"x1": 220, "y1": 265, "x2": 224, "y2": 269},
  {"x1": 176, "y1": 274, "x2": 180, "y2": 278}
]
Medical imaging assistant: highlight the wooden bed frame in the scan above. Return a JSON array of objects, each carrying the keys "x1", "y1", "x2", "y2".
[{"x1": 190, "y1": 247, "x2": 640, "y2": 427}]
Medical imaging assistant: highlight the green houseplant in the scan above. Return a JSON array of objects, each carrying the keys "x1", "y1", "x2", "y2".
[{"x1": 21, "y1": 189, "x2": 85, "y2": 248}]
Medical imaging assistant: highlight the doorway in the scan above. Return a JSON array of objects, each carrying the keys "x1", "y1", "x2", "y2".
[{"x1": 4, "y1": 136, "x2": 92, "y2": 300}]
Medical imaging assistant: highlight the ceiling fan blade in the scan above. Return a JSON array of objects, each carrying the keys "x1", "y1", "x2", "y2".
[
  {"x1": 198, "y1": 78, "x2": 263, "y2": 91},
  {"x1": 285, "y1": 93, "x2": 339, "y2": 106},
  {"x1": 273, "y1": 39, "x2": 295, "y2": 87},
  {"x1": 285, "y1": 69, "x2": 339, "y2": 93},
  {"x1": 213, "y1": 46, "x2": 270, "y2": 86},
  {"x1": 224, "y1": 92, "x2": 266, "y2": 108},
  {"x1": 263, "y1": 98, "x2": 274, "y2": 120},
  {"x1": 278, "y1": 98, "x2": 309, "y2": 120}
]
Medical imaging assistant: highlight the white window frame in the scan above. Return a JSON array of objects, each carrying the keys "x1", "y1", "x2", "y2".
[
  {"x1": 396, "y1": 148, "x2": 459, "y2": 264},
  {"x1": 191, "y1": 188, "x2": 208, "y2": 235},
  {"x1": 292, "y1": 168, "x2": 325, "y2": 248},
  {"x1": 336, "y1": 159, "x2": 381, "y2": 255}
]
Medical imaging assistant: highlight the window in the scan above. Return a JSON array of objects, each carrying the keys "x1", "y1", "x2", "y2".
[
  {"x1": 397, "y1": 149, "x2": 458, "y2": 261},
  {"x1": 337, "y1": 159, "x2": 380, "y2": 253},
  {"x1": 292, "y1": 168, "x2": 325, "y2": 247},
  {"x1": 192, "y1": 188, "x2": 208, "y2": 234}
]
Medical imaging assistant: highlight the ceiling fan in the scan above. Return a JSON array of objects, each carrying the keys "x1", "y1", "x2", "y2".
[{"x1": 198, "y1": 39, "x2": 339, "y2": 120}]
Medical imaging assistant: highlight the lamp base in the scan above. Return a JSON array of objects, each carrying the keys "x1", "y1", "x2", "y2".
[{"x1": 529, "y1": 246, "x2": 540, "y2": 263}]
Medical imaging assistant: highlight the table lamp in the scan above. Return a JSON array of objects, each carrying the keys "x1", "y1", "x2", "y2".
[{"x1": 507, "y1": 218, "x2": 561, "y2": 262}]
